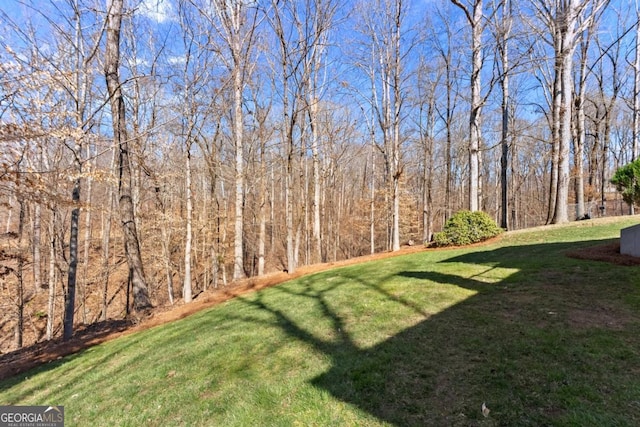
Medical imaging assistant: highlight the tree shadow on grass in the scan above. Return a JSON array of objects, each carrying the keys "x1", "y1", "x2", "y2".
[{"x1": 240, "y1": 240, "x2": 640, "y2": 426}]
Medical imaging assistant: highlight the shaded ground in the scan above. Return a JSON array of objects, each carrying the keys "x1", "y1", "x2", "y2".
[{"x1": 0, "y1": 237, "x2": 637, "y2": 382}]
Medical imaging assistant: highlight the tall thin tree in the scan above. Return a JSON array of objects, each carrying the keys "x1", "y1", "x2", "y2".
[{"x1": 105, "y1": 0, "x2": 152, "y2": 311}]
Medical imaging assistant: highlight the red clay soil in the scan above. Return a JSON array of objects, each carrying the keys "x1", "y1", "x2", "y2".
[{"x1": 1, "y1": 239, "x2": 637, "y2": 382}]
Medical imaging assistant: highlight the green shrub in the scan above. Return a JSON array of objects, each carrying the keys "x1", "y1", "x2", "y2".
[{"x1": 431, "y1": 210, "x2": 502, "y2": 247}]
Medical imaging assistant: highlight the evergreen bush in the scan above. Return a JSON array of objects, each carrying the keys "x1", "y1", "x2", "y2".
[
  {"x1": 611, "y1": 158, "x2": 640, "y2": 207},
  {"x1": 431, "y1": 210, "x2": 503, "y2": 247}
]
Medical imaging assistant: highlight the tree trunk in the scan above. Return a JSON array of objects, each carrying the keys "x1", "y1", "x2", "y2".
[
  {"x1": 500, "y1": 91, "x2": 509, "y2": 229},
  {"x1": 14, "y1": 200, "x2": 25, "y2": 349},
  {"x1": 81, "y1": 155, "x2": 93, "y2": 324},
  {"x1": 63, "y1": 176, "x2": 81, "y2": 340},
  {"x1": 105, "y1": 0, "x2": 152, "y2": 311},
  {"x1": 551, "y1": 53, "x2": 572, "y2": 224},
  {"x1": 156, "y1": 182, "x2": 174, "y2": 304},
  {"x1": 422, "y1": 122, "x2": 434, "y2": 242},
  {"x1": 452, "y1": 0, "x2": 483, "y2": 212},
  {"x1": 46, "y1": 209, "x2": 57, "y2": 340},
  {"x1": 632, "y1": 7, "x2": 640, "y2": 214},
  {"x1": 573, "y1": 16, "x2": 596, "y2": 220},
  {"x1": 499, "y1": 0, "x2": 511, "y2": 230},
  {"x1": 32, "y1": 203, "x2": 42, "y2": 293},
  {"x1": 184, "y1": 146, "x2": 193, "y2": 302},
  {"x1": 100, "y1": 149, "x2": 116, "y2": 322},
  {"x1": 258, "y1": 137, "x2": 267, "y2": 276},
  {"x1": 575, "y1": 61, "x2": 587, "y2": 219},
  {"x1": 233, "y1": 63, "x2": 245, "y2": 280},
  {"x1": 370, "y1": 144, "x2": 376, "y2": 254},
  {"x1": 310, "y1": 99, "x2": 322, "y2": 263},
  {"x1": 547, "y1": 42, "x2": 562, "y2": 224}
]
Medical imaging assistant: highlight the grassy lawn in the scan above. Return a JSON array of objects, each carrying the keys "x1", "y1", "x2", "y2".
[{"x1": 1, "y1": 217, "x2": 640, "y2": 426}]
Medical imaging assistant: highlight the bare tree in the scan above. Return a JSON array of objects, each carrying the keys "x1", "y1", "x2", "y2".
[
  {"x1": 267, "y1": 0, "x2": 312, "y2": 272},
  {"x1": 592, "y1": 21, "x2": 623, "y2": 215},
  {"x1": 497, "y1": 0, "x2": 513, "y2": 229},
  {"x1": 431, "y1": 8, "x2": 462, "y2": 222},
  {"x1": 190, "y1": 0, "x2": 261, "y2": 280},
  {"x1": 46, "y1": 209, "x2": 59, "y2": 340},
  {"x1": 105, "y1": 0, "x2": 152, "y2": 311},
  {"x1": 451, "y1": 0, "x2": 487, "y2": 212},
  {"x1": 530, "y1": 0, "x2": 609, "y2": 224},
  {"x1": 631, "y1": 1, "x2": 640, "y2": 214},
  {"x1": 493, "y1": 0, "x2": 527, "y2": 229},
  {"x1": 355, "y1": 0, "x2": 411, "y2": 252},
  {"x1": 413, "y1": 56, "x2": 441, "y2": 242},
  {"x1": 301, "y1": 0, "x2": 338, "y2": 263},
  {"x1": 573, "y1": 12, "x2": 596, "y2": 220}
]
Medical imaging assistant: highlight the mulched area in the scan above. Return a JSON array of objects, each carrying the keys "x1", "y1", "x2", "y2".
[
  {"x1": 1, "y1": 238, "x2": 638, "y2": 382},
  {"x1": 566, "y1": 241, "x2": 640, "y2": 266}
]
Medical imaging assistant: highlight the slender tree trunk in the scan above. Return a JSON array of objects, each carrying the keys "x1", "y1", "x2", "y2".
[
  {"x1": 14, "y1": 200, "x2": 25, "y2": 349},
  {"x1": 81, "y1": 156, "x2": 92, "y2": 324},
  {"x1": 5, "y1": 194, "x2": 12, "y2": 233},
  {"x1": 370, "y1": 144, "x2": 376, "y2": 254},
  {"x1": 573, "y1": 17, "x2": 596, "y2": 221},
  {"x1": 258, "y1": 139, "x2": 267, "y2": 276},
  {"x1": 233, "y1": 64, "x2": 245, "y2": 280},
  {"x1": 499, "y1": 0, "x2": 511, "y2": 229},
  {"x1": 423, "y1": 131, "x2": 434, "y2": 242},
  {"x1": 500, "y1": 85, "x2": 509, "y2": 230},
  {"x1": 33, "y1": 203, "x2": 41, "y2": 293},
  {"x1": 600, "y1": 135, "x2": 606, "y2": 214},
  {"x1": 469, "y1": 2, "x2": 483, "y2": 212},
  {"x1": 100, "y1": 151, "x2": 116, "y2": 322},
  {"x1": 155, "y1": 179, "x2": 174, "y2": 304},
  {"x1": 310, "y1": 99, "x2": 322, "y2": 263},
  {"x1": 392, "y1": 88, "x2": 401, "y2": 251},
  {"x1": 105, "y1": 0, "x2": 152, "y2": 311},
  {"x1": 46, "y1": 210, "x2": 57, "y2": 340},
  {"x1": 575, "y1": 62, "x2": 587, "y2": 219},
  {"x1": 220, "y1": 182, "x2": 229, "y2": 286},
  {"x1": 445, "y1": 80, "x2": 453, "y2": 222},
  {"x1": 452, "y1": 0, "x2": 483, "y2": 212},
  {"x1": 161, "y1": 224, "x2": 175, "y2": 304},
  {"x1": 184, "y1": 146, "x2": 193, "y2": 302},
  {"x1": 510, "y1": 134, "x2": 518, "y2": 229},
  {"x1": 283, "y1": 75, "x2": 296, "y2": 273},
  {"x1": 62, "y1": 0, "x2": 87, "y2": 339},
  {"x1": 552, "y1": 37, "x2": 574, "y2": 224},
  {"x1": 632, "y1": 7, "x2": 640, "y2": 214},
  {"x1": 547, "y1": 47, "x2": 562, "y2": 223},
  {"x1": 63, "y1": 174, "x2": 80, "y2": 340}
]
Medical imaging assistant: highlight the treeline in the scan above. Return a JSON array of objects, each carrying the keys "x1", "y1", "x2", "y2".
[{"x1": 0, "y1": 0, "x2": 636, "y2": 350}]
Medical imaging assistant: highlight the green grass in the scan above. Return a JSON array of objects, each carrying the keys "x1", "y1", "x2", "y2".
[{"x1": 2, "y1": 217, "x2": 640, "y2": 426}]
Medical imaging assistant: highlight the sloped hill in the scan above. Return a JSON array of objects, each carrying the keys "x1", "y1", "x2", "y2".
[{"x1": 1, "y1": 216, "x2": 640, "y2": 426}]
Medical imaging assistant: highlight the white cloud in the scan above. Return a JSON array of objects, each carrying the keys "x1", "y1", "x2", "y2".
[
  {"x1": 167, "y1": 55, "x2": 186, "y2": 65},
  {"x1": 138, "y1": 0, "x2": 175, "y2": 24}
]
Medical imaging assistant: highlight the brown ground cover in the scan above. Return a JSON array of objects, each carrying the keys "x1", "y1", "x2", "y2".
[{"x1": 1, "y1": 238, "x2": 637, "y2": 382}]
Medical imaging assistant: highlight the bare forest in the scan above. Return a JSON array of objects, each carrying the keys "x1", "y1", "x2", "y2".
[{"x1": 0, "y1": 0, "x2": 638, "y2": 351}]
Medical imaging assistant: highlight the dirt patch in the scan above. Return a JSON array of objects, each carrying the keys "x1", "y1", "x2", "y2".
[{"x1": 566, "y1": 305, "x2": 629, "y2": 331}]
